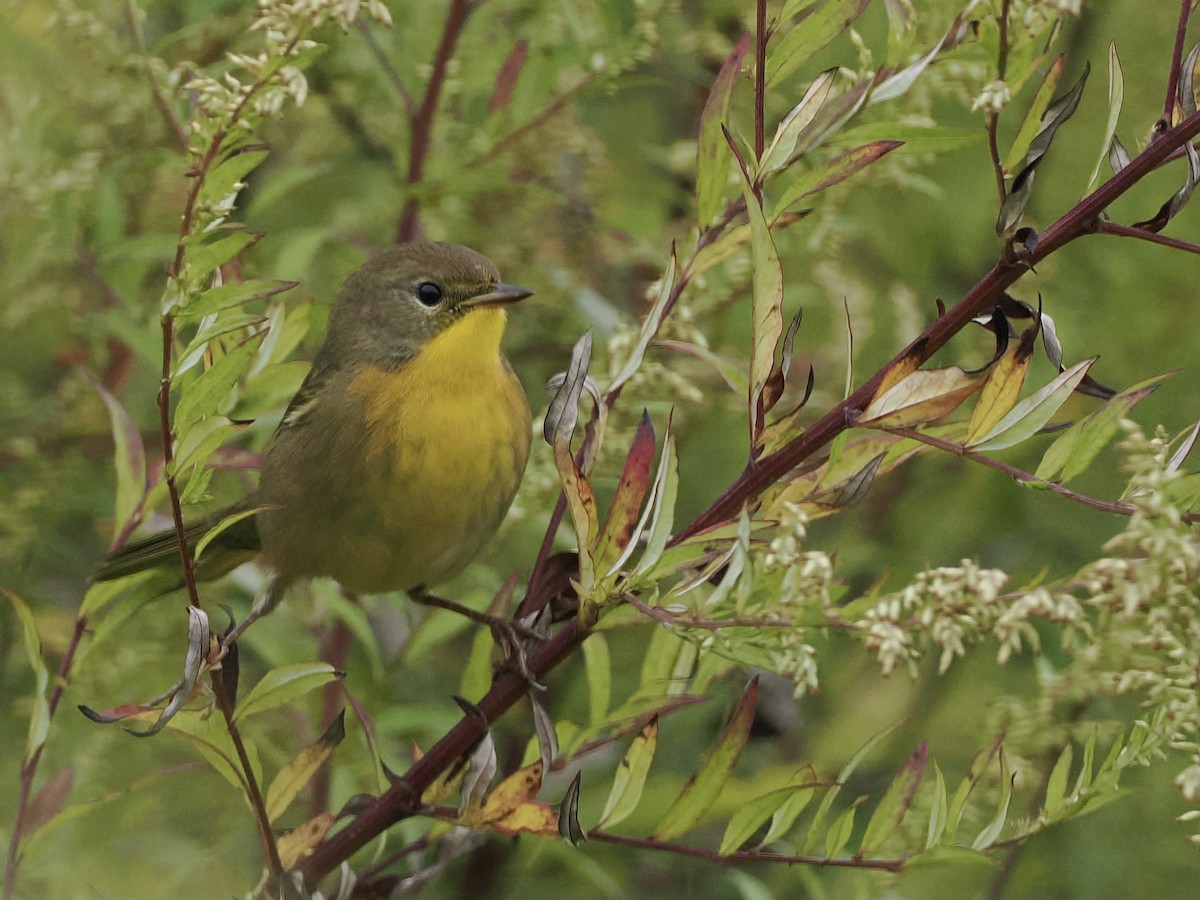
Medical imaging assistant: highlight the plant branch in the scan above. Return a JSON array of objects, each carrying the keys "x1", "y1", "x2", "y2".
[
  {"x1": 356, "y1": 18, "x2": 416, "y2": 116},
  {"x1": 1160, "y1": 0, "x2": 1193, "y2": 131},
  {"x1": 395, "y1": 0, "x2": 476, "y2": 243},
  {"x1": 588, "y1": 830, "x2": 907, "y2": 872},
  {"x1": 295, "y1": 617, "x2": 590, "y2": 885},
  {"x1": 882, "y1": 426, "x2": 1142, "y2": 518},
  {"x1": 677, "y1": 105, "x2": 1200, "y2": 540},
  {"x1": 754, "y1": 0, "x2": 767, "y2": 177},
  {"x1": 1096, "y1": 219, "x2": 1200, "y2": 255},
  {"x1": 467, "y1": 71, "x2": 600, "y2": 170}
]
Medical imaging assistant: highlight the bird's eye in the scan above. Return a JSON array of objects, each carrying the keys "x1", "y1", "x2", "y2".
[{"x1": 416, "y1": 282, "x2": 443, "y2": 307}]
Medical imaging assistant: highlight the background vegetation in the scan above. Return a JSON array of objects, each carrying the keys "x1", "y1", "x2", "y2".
[{"x1": 2, "y1": 0, "x2": 1199, "y2": 897}]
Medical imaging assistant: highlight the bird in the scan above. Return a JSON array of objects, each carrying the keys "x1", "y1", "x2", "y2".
[{"x1": 96, "y1": 241, "x2": 535, "y2": 642}]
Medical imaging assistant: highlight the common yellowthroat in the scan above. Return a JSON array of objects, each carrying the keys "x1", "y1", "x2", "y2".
[{"x1": 97, "y1": 242, "x2": 534, "y2": 636}]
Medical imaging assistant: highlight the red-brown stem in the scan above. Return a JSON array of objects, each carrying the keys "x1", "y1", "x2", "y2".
[
  {"x1": 395, "y1": 0, "x2": 475, "y2": 244},
  {"x1": 676, "y1": 105, "x2": 1200, "y2": 541},
  {"x1": 1161, "y1": 0, "x2": 1193, "y2": 130},
  {"x1": 124, "y1": 0, "x2": 190, "y2": 153},
  {"x1": 295, "y1": 617, "x2": 588, "y2": 885},
  {"x1": 986, "y1": 113, "x2": 1006, "y2": 204},
  {"x1": 1097, "y1": 219, "x2": 1200, "y2": 255},
  {"x1": 587, "y1": 830, "x2": 906, "y2": 872},
  {"x1": 753, "y1": 0, "x2": 767, "y2": 170},
  {"x1": 3, "y1": 615, "x2": 89, "y2": 900},
  {"x1": 883, "y1": 427, "x2": 1141, "y2": 518}
]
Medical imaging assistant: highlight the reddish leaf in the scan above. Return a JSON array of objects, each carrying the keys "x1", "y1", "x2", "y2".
[
  {"x1": 489, "y1": 39, "x2": 529, "y2": 115},
  {"x1": 594, "y1": 412, "x2": 656, "y2": 572}
]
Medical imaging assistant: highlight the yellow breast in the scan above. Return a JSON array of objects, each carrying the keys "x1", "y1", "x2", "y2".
[{"x1": 342, "y1": 308, "x2": 532, "y2": 593}]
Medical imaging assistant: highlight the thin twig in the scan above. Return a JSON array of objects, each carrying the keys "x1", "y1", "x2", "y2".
[
  {"x1": 754, "y1": 0, "x2": 767, "y2": 179},
  {"x1": 396, "y1": 0, "x2": 476, "y2": 243},
  {"x1": 986, "y1": 1, "x2": 1012, "y2": 211},
  {"x1": 588, "y1": 830, "x2": 907, "y2": 872},
  {"x1": 882, "y1": 426, "x2": 1140, "y2": 518},
  {"x1": 356, "y1": 18, "x2": 416, "y2": 116},
  {"x1": 1096, "y1": 219, "x2": 1200, "y2": 255},
  {"x1": 1160, "y1": 0, "x2": 1193, "y2": 132},
  {"x1": 124, "y1": 0, "x2": 189, "y2": 153}
]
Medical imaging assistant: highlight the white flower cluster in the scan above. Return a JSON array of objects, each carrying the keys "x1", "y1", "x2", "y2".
[
  {"x1": 185, "y1": 0, "x2": 391, "y2": 143},
  {"x1": 862, "y1": 560, "x2": 1010, "y2": 676}
]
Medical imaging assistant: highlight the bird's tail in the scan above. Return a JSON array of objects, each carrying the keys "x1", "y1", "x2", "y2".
[{"x1": 95, "y1": 505, "x2": 262, "y2": 584}]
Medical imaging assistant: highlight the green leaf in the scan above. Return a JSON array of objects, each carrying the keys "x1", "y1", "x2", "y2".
[
  {"x1": 860, "y1": 741, "x2": 928, "y2": 854},
  {"x1": 654, "y1": 677, "x2": 758, "y2": 840},
  {"x1": 720, "y1": 775, "x2": 812, "y2": 855},
  {"x1": 172, "y1": 333, "x2": 265, "y2": 432},
  {"x1": 773, "y1": 141, "x2": 902, "y2": 214},
  {"x1": 1044, "y1": 742, "x2": 1073, "y2": 817},
  {"x1": 196, "y1": 149, "x2": 268, "y2": 211},
  {"x1": 1085, "y1": 42, "x2": 1124, "y2": 195},
  {"x1": 728, "y1": 134, "x2": 784, "y2": 441},
  {"x1": 944, "y1": 734, "x2": 1003, "y2": 843},
  {"x1": 1035, "y1": 371, "x2": 1169, "y2": 483},
  {"x1": 971, "y1": 751, "x2": 1013, "y2": 850},
  {"x1": 233, "y1": 662, "x2": 340, "y2": 721},
  {"x1": 598, "y1": 717, "x2": 659, "y2": 829},
  {"x1": 177, "y1": 278, "x2": 298, "y2": 320},
  {"x1": 823, "y1": 799, "x2": 862, "y2": 857},
  {"x1": 925, "y1": 761, "x2": 948, "y2": 849},
  {"x1": 606, "y1": 250, "x2": 677, "y2": 401},
  {"x1": 828, "y1": 123, "x2": 982, "y2": 155},
  {"x1": 997, "y1": 62, "x2": 1090, "y2": 234},
  {"x1": 806, "y1": 719, "x2": 903, "y2": 851},
  {"x1": 181, "y1": 229, "x2": 261, "y2": 287},
  {"x1": 761, "y1": 784, "x2": 816, "y2": 845},
  {"x1": 968, "y1": 358, "x2": 1095, "y2": 452},
  {"x1": 4, "y1": 589, "x2": 50, "y2": 762},
  {"x1": 1004, "y1": 55, "x2": 1065, "y2": 173},
  {"x1": 633, "y1": 421, "x2": 679, "y2": 577},
  {"x1": 767, "y1": 0, "x2": 871, "y2": 87},
  {"x1": 760, "y1": 69, "x2": 837, "y2": 176},
  {"x1": 583, "y1": 633, "x2": 612, "y2": 726},
  {"x1": 696, "y1": 36, "x2": 749, "y2": 227}
]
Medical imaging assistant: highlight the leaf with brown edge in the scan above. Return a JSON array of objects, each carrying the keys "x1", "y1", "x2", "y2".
[
  {"x1": 759, "y1": 70, "x2": 838, "y2": 177},
  {"x1": 965, "y1": 324, "x2": 1038, "y2": 445},
  {"x1": 653, "y1": 677, "x2": 758, "y2": 841},
  {"x1": 265, "y1": 711, "x2": 346, "y2": 823},
  {"x1": 874, "y1": 340, "x2": 925, "y2": 396},
  {"x1": 277, "y1": 812, "x2": 335, "y2": 869},
  {"x1": 480, "y1": 760, "x2": 544, "y2": 824},
  {"x1": 594, "y1": 412, "x2": 656, "y2": 574},
  {"x1": 860, "y1": 367, "x2": 983, "y2": 428},
  {"x1": 768, "y1": 0, "x2": 870, "y2": 87},
  {"x1": 491, "y1": 800, "x2": 560, "y2": 838},
  {"x1": 758, "y1": 311, "x2": 803, "y2": 423},
  {"x1": 696, "y1": 35, "x2": 749, "y2": 227},
  {"x1": 773, "y1": 141, "x2": 903, "y2": 215}
]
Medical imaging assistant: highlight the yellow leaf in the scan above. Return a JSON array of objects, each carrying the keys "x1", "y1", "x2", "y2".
[
  {"x1": 860, "y1": 367, "x2": 982, "y2": 428},
  {"x1": 276, "y1": 812, "x2": 335, "y2": 869}
]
